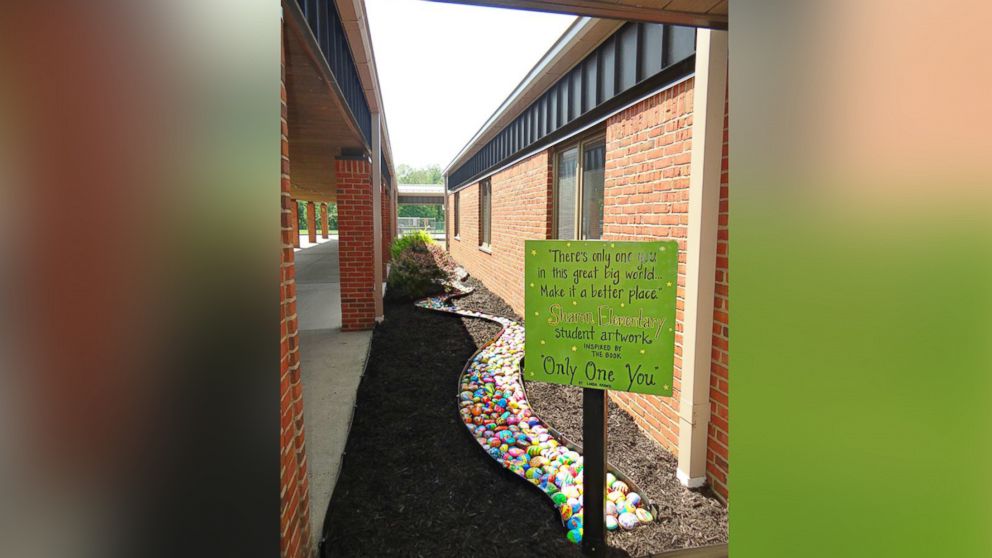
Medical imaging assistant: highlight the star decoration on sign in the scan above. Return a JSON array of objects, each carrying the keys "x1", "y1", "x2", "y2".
[
  {"x1": 530, "y1": 282, "x2": 535, "y2": 287},
  {"x1": 639, "y1": 349, "x2": 646, "y2": 354},
  {"x1": 540, "y1": 340, "x2": 545, "y2": 345},
  {"x1": 666, "y1": 281, "x2": 673, "y2": 287},
  {"x1": 531, "y1": 249, "x2": 537, "y2": 255},
  {"x1": 572, "y1": 301, "x2": 577, "y2": 305},
  {"x1": 663, "y1": 384, "x2": 670, "y2": 391},
  {"x1": 571, "y1": 346, "x2": 577, "y2": 352}
]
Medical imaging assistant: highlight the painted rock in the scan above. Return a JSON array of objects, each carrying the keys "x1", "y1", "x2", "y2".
[
  {"x1": 487, "y1": 447, "x2": 502, "y2": 460},
  {"x1": 552, "y1": 492, "x2": 568, "y2": 506},
  {"x1": 612, "y1": 480, "x2": 630, "y2": 495},
  {"x1": 566, "y1": 516, "x2": 582, "y2": 531},
  {"x1": 617, "y1": 501, "x2": 631, "y2": 515},
  {"x1": 606, "y1": 472, "x2": 617, "y2": 487},
  {"x1": 507, "y1": 448, "x2": 524, "y2": 458},
  {"x1": 568, "y1": 498, "x2": 581, "y2": 513},
  {"x1": 618, "y1": 512, "x2": 639, "y2": 530},
  {"x1": 607, "y1": 490, "x2": 625, "y2": 503},
  {"x1": 560, "y1": 504, "x2": 572, "y2": 521},
  {"x1": 606, "y1": 501, "x2": 617, "y2": 516},
  {"x1": 626, "y1": 492, "x2": 642, "y2": 507},
  {"x1": 562, "y1": 486, "x2": 580, "y2": 500},
  {"x1": 566, "y1": 528, "x2": 583, "y2": 544},
  {"x1": 636, "y1": 508, "x2": 653, "y2": 524},
  {"x1": 605, "y1": 515, "x2": 619, "y2": 531}
]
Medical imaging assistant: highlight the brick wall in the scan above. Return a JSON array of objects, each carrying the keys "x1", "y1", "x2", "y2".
[
  {"x1": 336, "y1": 159, "x2": 376, "y2": 331},
  {"x1": 447, "y1": 151, "x2": 553, "y2": 316},
  {"x1": 445, "y1": 78, "x2": 731, "y2": 500},
  {"x1": 706, "y1": 97, "x2": 729, "y2": 501},
  {"x1": 280, "y1": 36, "x2": 313, "y2": 558},
  {"x1": 600, "y1": 78, "x2": 694, "y2": 455}
]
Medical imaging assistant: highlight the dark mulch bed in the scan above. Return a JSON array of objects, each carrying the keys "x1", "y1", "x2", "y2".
[{"x1": 322, "y1": 277, "x2": 728, "y2": 557}]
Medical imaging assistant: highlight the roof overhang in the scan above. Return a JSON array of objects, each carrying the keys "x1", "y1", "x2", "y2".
[
  {"x1": 426, "y1": 0, "x2": 727, "y2": 29},
  {"x1": 336, "y1": 0, "x2": 396, "y2": 182}
]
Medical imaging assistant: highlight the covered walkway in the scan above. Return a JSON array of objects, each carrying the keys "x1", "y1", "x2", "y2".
[{"x1": 293, "y1": 234, "x2": 372, "y2": 538}]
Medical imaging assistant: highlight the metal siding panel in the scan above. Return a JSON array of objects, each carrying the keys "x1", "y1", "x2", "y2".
[
  {"x1": 570, "y1": 70, "x2": 582, "y2": 120},
  {"x1": 641, "y1": 23, "x2": 664, "y2": 79},
  {"x1": 618, "y1": 23, "x2": 638, "y2": 92},
  {"x1": 666, "y1": 25, "x2": 696, "y2": 66},
  {"x1": 600, "y1": 37, "x2": 615, "y2": 100},
  {"x1": 584, "y1": 56, "x2": 598, "y2": 111}
]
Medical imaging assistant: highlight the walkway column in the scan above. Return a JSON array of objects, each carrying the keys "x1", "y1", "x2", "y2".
[
  {"x1": 371, "y1": 112, "x2": 384, "y2": 322},
  {"x1": 677, "y1": 28, "x2": 728, "y2": 488},
  {"x1": 306, "y1": 201, "x2": 317, "y2": 244},
  {"x1": 291, "y1": 200, "x2": 300, "y2": 248},
  {"x1": 320, "y1": 203, "x2": 329, "y2": 239},
  {"x1": 335, "y1": 156, "x2": 376, "y2": 331}
]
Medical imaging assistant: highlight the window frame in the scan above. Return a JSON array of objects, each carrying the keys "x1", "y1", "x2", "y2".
[
  {"x1": 552, "y1": 129, "x2": 607, "y2": 240},
  {"x1": 478, "y1": 178, "x2": 492, "y2": 250}
]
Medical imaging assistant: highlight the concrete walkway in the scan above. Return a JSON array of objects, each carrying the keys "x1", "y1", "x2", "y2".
[{"x1": 294, "y1": 235, "x2": 372, "y2": 539}]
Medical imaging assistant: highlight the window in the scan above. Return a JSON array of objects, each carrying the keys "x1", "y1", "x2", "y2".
[
  {"x1": 479, "y1": 179, "x2": 492, "y2": 248},
  {"x1": 555, "y1": 134, "x2": 605, "y2": 240},
  {"x1": 453, "y1": 192, "x2": 460, "y2": 238}
]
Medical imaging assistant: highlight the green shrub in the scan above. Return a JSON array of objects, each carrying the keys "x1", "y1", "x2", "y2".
[
  {"x1": 386, "y1": 236, "x2": 460, "y2": 302},
  {"x1": 390, "y1": 230, "x2": 435, "y2": 260}
]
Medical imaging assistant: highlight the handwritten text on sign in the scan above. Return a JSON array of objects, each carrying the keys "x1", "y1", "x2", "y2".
[{"x1": 524, "y1": 240, "x2": 677, "y2": 396}]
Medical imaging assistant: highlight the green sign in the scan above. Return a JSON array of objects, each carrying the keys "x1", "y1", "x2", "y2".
[{"x1": 524, "y1": 240, "x2": 677, "y2": 396}]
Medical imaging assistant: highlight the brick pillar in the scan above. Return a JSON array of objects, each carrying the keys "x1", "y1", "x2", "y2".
[
  {"x1": 335, "y1": 158, "x2": 376, "y2": 331},
  {"x1": 279, "y1": 29, "x2": 313, "y2": 558},
  {"x1": 320, "y1": 203, "x2": 329, "y2": 239},
  {"x1": 291, "y1": 200, "x2": 300, "y2": 248},
  {"x1": 306, "y1": 201, "x2": 317, "y2": 244}
]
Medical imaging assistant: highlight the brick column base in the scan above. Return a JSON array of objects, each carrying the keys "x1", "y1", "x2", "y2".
[{"x1": 336, "y1": 158, "x2": 376, "y2": 331}]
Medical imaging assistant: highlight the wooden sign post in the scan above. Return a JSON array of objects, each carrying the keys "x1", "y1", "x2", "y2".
[{"x1": 524, "y1": 240, "x2": 678, "y2": 555}]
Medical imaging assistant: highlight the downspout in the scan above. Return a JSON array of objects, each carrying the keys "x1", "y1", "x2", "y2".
[
  {"x1": 372, "y1": 111, "x2": 384, "y2": 322},
  {"x1": 676, "y1": 28, "x2": 728, "y2": 488}
]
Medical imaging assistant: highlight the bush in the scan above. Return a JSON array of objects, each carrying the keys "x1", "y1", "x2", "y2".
[
  {"x1": 386, "y1": 235, "x2": 460, "y2": 302},
  {"x1": 390, "y1": 230, "x2": 434, "y2": 260}
]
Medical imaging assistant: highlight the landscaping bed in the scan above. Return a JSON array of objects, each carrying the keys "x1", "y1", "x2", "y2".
[{"x1": 321, "y1": 276, "x2": 727, "y2": 557}]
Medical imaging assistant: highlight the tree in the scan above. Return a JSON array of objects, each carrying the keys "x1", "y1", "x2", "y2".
[{"x1": 397, "y1": 164, "x2": 442, "y2": 185}]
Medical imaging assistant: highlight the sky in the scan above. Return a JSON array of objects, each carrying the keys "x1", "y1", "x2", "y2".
[{"x1": 365, "y1": 0, "x2": 576, "y2": 171}]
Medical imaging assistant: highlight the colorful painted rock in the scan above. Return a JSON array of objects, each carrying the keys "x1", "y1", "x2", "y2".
[
  {"x1": 626, "y1": 492, "x2": 642, "y2": 507},
  {"x1": 566, "y1": 528, "x2": 583, "y2": 544},
  {"x1": 552, "y1": 492, "x2": 568, "y2": 506},
  {"x1": 566, "y1": 516, "x2": 582, "y2": 530},
  {"x1": 606, "y1": 501, "x2": 617, "y2": 516},
  {"x1": 560, "y1": 504, "x2": 573, "y2": 521},
  {"x1": 618, "y1": 512, "x2": 639, "y2": 530},
  {"x1": 636, "y1": 508, "x2": 653, "y2": 524},
  {"x1": 612, "y1": 480, "x2": 630, "y2": 495},
  {"x1": 607, "y1": 490, "x2": 625, "y2": 503},
  {"x1": 606, "y1": 472, "x2": 617, "y2": 487},
  {"x1": 605, "y1": 515, "x2": 619, "y2": 531}
]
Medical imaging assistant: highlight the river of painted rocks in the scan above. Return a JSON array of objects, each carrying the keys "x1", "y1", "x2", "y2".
[{"x1": 415, "y1": 288, "x2": 654, "y2": 545}]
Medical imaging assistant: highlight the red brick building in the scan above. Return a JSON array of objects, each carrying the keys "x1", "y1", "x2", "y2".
[
  {"x1": 280, "y1": 0, "x2": 397, "y2": 556},
  {"x1": 444, "y1": 19, "x2": 729, "y2": 501}
]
